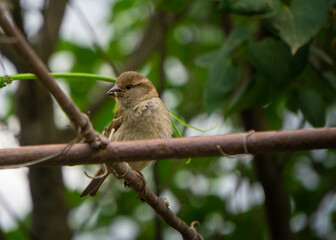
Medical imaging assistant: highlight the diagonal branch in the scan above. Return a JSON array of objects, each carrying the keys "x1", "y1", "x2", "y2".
[
  {"x1": 0, "y1": 5, "x2": 202, "y2": 239},
  {"x1": 0, "y1": 3, "x2": 106, "y2": 148}
]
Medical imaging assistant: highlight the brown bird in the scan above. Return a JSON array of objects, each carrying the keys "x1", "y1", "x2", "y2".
[{"x1": 81, "y1": 71, "x2": 172, "y2": 197}]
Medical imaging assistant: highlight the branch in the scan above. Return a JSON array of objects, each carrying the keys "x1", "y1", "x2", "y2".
[
  {"x1": 0, "y1": 4, "x2": 106, "y2": 148},
  {"x1": 33, "y1": 0, "x2": 68, "y2": 62},
  {"x1": 122, "y1": 10, "x2": 179, "y2": 71},
  {"x1": 0, "y1": 128, "x2": 335, "y2": 167},
  {"x1": 69, "y1": 0, "x2": 120, "y2": 75},
  {"x1": 0, "y1": 5, "x2": 202, "y2": 239}
]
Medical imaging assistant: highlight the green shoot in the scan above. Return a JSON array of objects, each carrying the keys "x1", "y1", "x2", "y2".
[{"x1": 0, "y1": 72, "x2": 116, "y2": 88}]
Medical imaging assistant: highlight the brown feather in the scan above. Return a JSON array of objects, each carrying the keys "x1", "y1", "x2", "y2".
[
  {"x1": 80, "y1": 166, "x2": 108, "y2": 197},
  {"x1": 80, "y1": 108, "x2": 124, "y2": 197}
]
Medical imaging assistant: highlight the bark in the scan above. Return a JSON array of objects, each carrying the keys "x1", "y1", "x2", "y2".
[{"x1": 0, "y1": 127, "x2": 335, "y2": 168}]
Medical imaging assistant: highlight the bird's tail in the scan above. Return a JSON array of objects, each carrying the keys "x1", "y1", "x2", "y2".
[{"x1": 80, "y1": 165, "x2": 109, "y2": 197}]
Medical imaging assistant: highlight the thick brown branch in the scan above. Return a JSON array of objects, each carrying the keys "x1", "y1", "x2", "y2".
[{"x1": 0, "y1": 128, "x2": 335, "y2": 167}]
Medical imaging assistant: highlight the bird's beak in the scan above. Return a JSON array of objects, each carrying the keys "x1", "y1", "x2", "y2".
[{"x1": 107, "y1": 85, "x2": 123, "y2": 98}]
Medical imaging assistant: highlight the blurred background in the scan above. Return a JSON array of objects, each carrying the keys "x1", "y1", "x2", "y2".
[{"x1": 0, "y1": 0, "x2": 336, "y2": 239}]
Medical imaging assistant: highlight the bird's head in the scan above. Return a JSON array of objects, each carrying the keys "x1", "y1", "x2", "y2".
[{"x1": 107, "y1": 71, "x2": 158, "y2": 108}]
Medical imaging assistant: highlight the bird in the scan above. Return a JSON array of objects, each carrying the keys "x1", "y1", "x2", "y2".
[{"x1": 80, "y1": 71, "x2": 172, "y2": 197}]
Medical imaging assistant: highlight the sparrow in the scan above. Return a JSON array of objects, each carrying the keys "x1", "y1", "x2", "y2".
[{"x1": 81, "y1": 71, "x2": 173, "y2": 197}]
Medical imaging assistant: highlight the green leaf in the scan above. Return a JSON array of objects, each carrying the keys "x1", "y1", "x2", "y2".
[
  {"x1": 296, "y1": 88, "x2": 326, "y2": 127},
  {"x1": 113, "y1": 0, "x2": 136, "y2": 12},
  {"x1": 304, "y1": 64, "x2": 336, "y2": 99},
  {"x1": 204, "y1": 59, "x2": 241, "y2": 112},
  {"x1": 249, "y1": 38, "x2": 308, "y2": 90},
  {"x1": 156, "y1": 0, "x2": 189, "y2": 13},
  {"x1": 196, "y1": 27, "x2": 250, "y2": 112},
  {"x1": 218, "y1": 0, "x2": 280, "y2": 15},
  {"x1": 266, "y1": 0, "x2": 333, "y2": 54},
  {"x1": 226, "y1": 76, "x2": 269, "y2": 116},
  {"x1": 197, "y1": 26, "x2": 251, "y2": 67},
  {"x1": 324, "y1": 72, "x2": 336, "y2": 90}
]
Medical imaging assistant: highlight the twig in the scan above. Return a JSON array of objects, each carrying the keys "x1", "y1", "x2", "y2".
[
  {"x1": 0, "y1": 191, "x2": 31, "y2": 238},
  {"x1": 69, "y1": 0, "x2": 120, "y2": 75}
]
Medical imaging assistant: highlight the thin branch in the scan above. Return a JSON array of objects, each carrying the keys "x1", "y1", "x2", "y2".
[
  {"x1": 0, "y1": 5, "x2": 202, "y2": 239},
  {"x1": 0, "y1": 3, "x2": 108, "y2": 149},
  {"x1": 33, "y1": 0, "x2": 68, "y2": 62},
  {"x1": 0, "y1": 128, "x2": 335, "y2": 167},
  {"x1": 69, "y1": 0, "x2": 120, "y2": 75},
  {"x1": 110, "y1": 162, "x2": 202, "y2": 240},
  {"x1": 0, "y1": 191, "x2": 31, "y2": 238},
  {"x1": 122, "y1": 10, "x2": 180, "y2": 72}
]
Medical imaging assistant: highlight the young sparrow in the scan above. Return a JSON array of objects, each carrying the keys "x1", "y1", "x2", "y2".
[{"x1": 81, "y1": 71, "x2": 172, "y2": 197}]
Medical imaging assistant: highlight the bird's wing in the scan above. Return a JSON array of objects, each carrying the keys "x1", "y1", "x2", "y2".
[
  {"x1": 105, "y1": 107, "x2": 124, "y2": 140},
  {"x1": 80, "y1": 107, "x2": 125, "y2": 198}
]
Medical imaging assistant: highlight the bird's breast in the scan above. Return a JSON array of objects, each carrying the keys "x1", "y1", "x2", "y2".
[{"x1": 112, "y1": 98, "x2": 172, "y2": 141}]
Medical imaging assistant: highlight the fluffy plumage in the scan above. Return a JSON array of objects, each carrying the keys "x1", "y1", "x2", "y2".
[{"x1": 81, "y1": 71, "x2": 172, "y2": 197}]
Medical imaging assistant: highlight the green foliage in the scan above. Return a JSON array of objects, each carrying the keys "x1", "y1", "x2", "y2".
[
  {"x1": 265, "y1": 0, "x2": 334, "y2": 54},
  {"x1": 0, "y1": 75, "x2": 13, "y2": 88},
  {"x1": 156, "y1": 0, "x2": 189, "y2": 13},
  {"x1": 219, "y1": 0, "x2": 279, "y2": 15},
  {"x1": 249, "y1": 38, "x2": 309, "y2": 89},
  {"x1": 197, "y1": 27, "x2": 250, "y2": 112},
  {"x1": 295, "y1": 88, "x2": 326, "y2": 127}
]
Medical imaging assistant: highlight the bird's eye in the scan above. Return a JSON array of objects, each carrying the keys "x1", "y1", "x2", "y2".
[{"x1": 126, "y1": 84, "x2": 132, "y2": 90}]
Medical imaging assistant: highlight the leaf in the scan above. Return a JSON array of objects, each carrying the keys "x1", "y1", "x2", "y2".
[
  {"x1": 266, "y1": 0, "x2": 333, "y2": 54},
  {"x1": 249, "y1": 38, "x2": 308, "y2": 90},
  {"x1": 304, "y1": 64, "x2": 336, "y2": 99},
  {"x1": 197, "y1": 26, "x2": 251, "y2": 67},
  {"x1": 204, "y1": 60, "x2": 241, "y2": 112},
  {"x1": 196, "y1": 27, "x2": 250, "y2": 112},
  {"x1": 226, "y1": 76, "x2": 269, "y2": 116},
  {"x1": 296, "y1": 88, "x2": 326, "y2": 127},
  {"x1": 324, "y1": 72, "x2": 336, "y2": 90},
  {"x1": 113, "y1": 0, "x2": 136, "y2": 12},
  {"x1": 156, "y1": 0, "x2": 189, "y2": 13},
  {"x1": 218, "y1": 0, "x2": 279, "y2": 15}
]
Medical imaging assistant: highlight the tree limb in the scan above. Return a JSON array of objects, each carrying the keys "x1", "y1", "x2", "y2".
[{"x1": 0, "y1": 127, "x2": 335, "y2": 167}]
